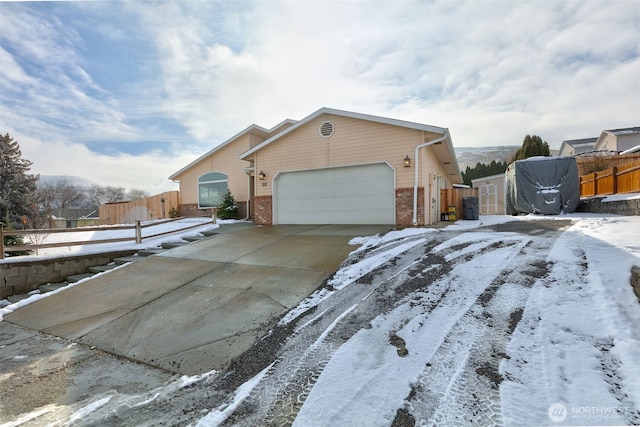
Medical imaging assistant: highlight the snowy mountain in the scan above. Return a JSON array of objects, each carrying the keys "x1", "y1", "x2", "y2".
[
  {"x1": 37, "y1": 175, "x2": 97, "y2": 189},
  {"x1": 455, "y1": 146, "x2": 560, "y2": 170},
  {"x1": 454, "y1": 146, "x2": 519, "y2": 170}
]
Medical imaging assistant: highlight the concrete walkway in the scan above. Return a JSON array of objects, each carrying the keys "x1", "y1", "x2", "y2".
[{"x1": 4, "y1": 224, "x2": 390, "y2": 375}]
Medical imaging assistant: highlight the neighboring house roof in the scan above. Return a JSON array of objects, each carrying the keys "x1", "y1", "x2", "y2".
[
  {"x1": 168, "y1": 119, "x2": 297, "y2": 181},
  {"x1": 594, "y1": 126, "x2": 640, "y2": 151},
  {"x1": 604, "y1": 126, "x2": 640, "y2": 136},
  {"x1": 557, "y1": 137, "x2": 598, "y2": 156},
  {"x1": 238, "y1": 107, "x2": 462, "y2": 182},
  {"x1": 562, "y1": 137, "x2": 598, "y2": 148},
  {"x1": 59, "y1": 208, "x2": 99, "y2": 219}
]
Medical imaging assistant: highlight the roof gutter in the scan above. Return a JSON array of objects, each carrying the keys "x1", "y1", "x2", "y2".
[{"x1": 413, "y1": 130, "x2": 449, "y2": 226}]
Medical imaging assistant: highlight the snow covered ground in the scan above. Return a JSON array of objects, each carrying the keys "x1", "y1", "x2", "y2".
[
  {"x1": 199, "y1": 213, "x2": 640, "y2": 427},
  {"x1": 2, "y1": 217, "x2": 219, "y2": 262},
  {"x1": 1, "y1": 213, "x2": 639, "y2": 426},
  {"x1": 1, "y1": 217, "x2": 225, "y2": 316}
]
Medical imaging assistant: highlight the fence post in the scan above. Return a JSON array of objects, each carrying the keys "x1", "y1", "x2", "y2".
[
  {"x1": 0, "y1": 224, "x2": 4, "y2": 260},
  {"x1": 612, "y1": 166, "x2": 618, "y2": 195},
  {"x1": 135, "y1": 220, "x2": 142, "y2": 244}
]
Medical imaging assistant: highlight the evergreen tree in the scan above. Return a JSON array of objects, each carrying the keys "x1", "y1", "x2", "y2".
[
  {"x1": 0, "y1": 133, "x2": 38, "y2": 229},
  {"x1": 217, "y1": 191, "x2": 239, "y2": 220},
  {"x1": 510, "y1": 134, "x2": 550, "y2": 162},
  {"x1": 2, "y1": 212, "x2": 31, "y2": 256},
  {"x1": 461, "y1": 160, "x2": 508, "y2": 186}
]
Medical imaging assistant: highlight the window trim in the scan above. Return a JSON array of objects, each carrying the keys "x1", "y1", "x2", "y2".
[{"x1": 198, "y1": 172, "x2": 228, "y2": 209}]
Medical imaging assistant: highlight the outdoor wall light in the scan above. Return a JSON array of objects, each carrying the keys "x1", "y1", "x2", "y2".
[
  {"x1": 259, "y1": 170, "x2": 266, "y2": 180},
  {"x1": 404, "y1": 155, "x2": 411, "y2": 168}
]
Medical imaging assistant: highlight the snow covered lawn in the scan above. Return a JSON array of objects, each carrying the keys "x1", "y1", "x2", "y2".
[{"x1": 2, "y1": 217, "x2": 218, "y2": 262}]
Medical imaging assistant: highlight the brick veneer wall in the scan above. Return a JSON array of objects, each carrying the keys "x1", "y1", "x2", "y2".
[
  {"x1": 255, "y1": 196, "x2": 273, "y2": 225},
  {"x1": 396, "y1": 187, "x2": 424, "y2": 226},
  {"x1": 255, "y1": 191, "x2": 422, "y2": 226},
  {"x1": 179, "y1": 201, "x2": 249, "y2": 219},
  {"x1": 179, "y1": 204, "x2": 211, "y2": 218}
]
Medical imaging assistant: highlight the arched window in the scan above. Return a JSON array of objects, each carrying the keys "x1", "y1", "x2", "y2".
[{"x1": 198, "y1": 172, "x2": 228, "y2": 208}]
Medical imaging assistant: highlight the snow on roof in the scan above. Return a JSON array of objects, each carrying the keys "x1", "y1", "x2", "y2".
[
  {"x1": 561, "y1": 137, "x2": 597, "y2": 147},
  {"x1": 604, "y1": 126, "x2": 640, "y2": 136}
]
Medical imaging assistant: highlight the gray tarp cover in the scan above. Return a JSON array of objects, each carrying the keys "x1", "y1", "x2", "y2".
[{"x1": 505, "y1": 156, "x2": 580, "y2": 215}]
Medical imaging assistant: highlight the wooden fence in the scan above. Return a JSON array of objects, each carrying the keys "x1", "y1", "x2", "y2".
[
  {"x1": 99, "y1": 191, "x2": 180, "y2": 225},
  {"x1": 441, "y1": 188, "x2": 479, "y2": 220},
  {"x1": 580, "y1": 161, "x2": 640, "y2": 197},
  {"x1": 0, "y1": 217, "x2": 210, "y2": 259}
]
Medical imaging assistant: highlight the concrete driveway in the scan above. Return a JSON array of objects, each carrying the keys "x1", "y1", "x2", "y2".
[{"x1": 4, "y1": 224, "x2": 391, "y2": 375}]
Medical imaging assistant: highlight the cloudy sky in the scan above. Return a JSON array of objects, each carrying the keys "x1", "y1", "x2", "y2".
[{"x1": 1, "y1": 0, "x2": 639, "y2": 194}]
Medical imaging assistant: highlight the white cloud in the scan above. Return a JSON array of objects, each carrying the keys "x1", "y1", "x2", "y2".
[
  {"x1": 1, "y1": 0, "x2": 639, "y2": 194},
  {"x1": 14, "y1": 130, "x2": 191, "y2": 194},
  {"x1": 134, "y1": 0, "x2": 638, "y2": 149}
]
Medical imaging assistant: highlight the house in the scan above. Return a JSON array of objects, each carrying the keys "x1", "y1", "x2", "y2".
[
  {"x1": 593, "y1": 127, "x2": 640, "y2": 152},
  {"x1": 471, "y1": 173, "x2": 506, "y2": 215},
  {"x1": 169, "y1": 107, "x2": 463, "y2": 226},
  {"x1": 557, "y1": 137, "x2": 597, "y2": 157},
  {"x1": 169, "y1": 120, "x2": 297, "y2": 218},
  {"x1": 51, "y1": 208, "x2": 100, "y2": 228}
]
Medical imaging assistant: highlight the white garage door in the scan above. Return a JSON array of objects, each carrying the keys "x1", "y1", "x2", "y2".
[{"x1": 275, "y1": 163, "x2": 395, "y2": 224}]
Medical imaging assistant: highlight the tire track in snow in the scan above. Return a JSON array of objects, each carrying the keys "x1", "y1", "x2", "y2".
[
  {"x1": 500, "y1": 243, "x2": 640, "y2": 427},
  {"x1": 222, "y1": 231, "x2": 537, "y2": 426},
  {"x1": 285, "y1": 228, "x2": 562, "y2": 426},
  {"x1": 220, "y1": 235, "x2": 436, "y2": 426},
  {"x1": 407, "y1": 242, "x2": 551, "y2": 426}
]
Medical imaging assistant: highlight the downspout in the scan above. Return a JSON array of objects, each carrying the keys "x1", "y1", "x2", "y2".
[{"x1": 413, "y1": 130, "x2": 449, "y2": 226}]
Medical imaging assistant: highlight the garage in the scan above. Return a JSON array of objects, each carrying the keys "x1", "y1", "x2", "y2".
[{"x1": 274, "y1": 163, "x2": 395, "y2": 224}]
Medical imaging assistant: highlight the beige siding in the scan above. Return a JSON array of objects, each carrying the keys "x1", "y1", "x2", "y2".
[
  {"x1": 421, "y1": 145, "x2": 452, "y2": 223},
  {"x1": 173, "y1": 111, "x2": 455, "y2": 225},
  {"x1": 174, "y1": 123, "x2": 295, "y2": 206},
  {"x1": 249, "y1": 133, "x2": 265, "y2": 148},
  {"x1": 176, "y1": 137, "x2": 250, "y2": 205},
  {"x1": 254, "y1": 113, "x2": 444, "y2": 198}
]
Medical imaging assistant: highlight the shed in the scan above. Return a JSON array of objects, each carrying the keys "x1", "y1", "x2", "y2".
[{"x1": 471, "y1": 173, "x2": 506, "y2": 215}]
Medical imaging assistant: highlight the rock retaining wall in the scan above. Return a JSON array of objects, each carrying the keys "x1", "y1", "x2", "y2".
[
  {"x1": 0, "y1": 250, "x2": 136, "y2": 299},
  {"x1": 577, "y1": 197, "x2": 640, "y2": 216}
]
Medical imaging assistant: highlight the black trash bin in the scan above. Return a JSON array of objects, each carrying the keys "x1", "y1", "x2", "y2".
[{"x1": 462, "y1": 197, "x2": 479, "y2": 220}]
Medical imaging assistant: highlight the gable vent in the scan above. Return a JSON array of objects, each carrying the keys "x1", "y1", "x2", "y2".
[{"x1": 319, "y1": 121, "x2": 334, "y2": 138}]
